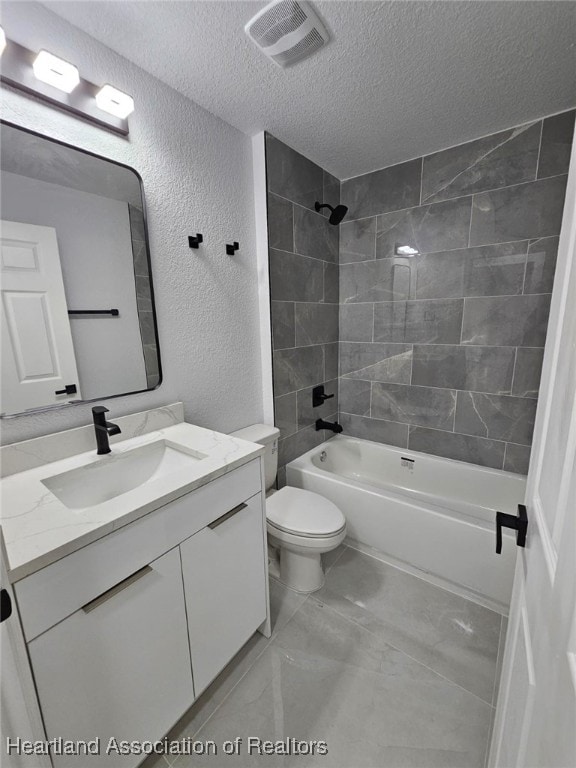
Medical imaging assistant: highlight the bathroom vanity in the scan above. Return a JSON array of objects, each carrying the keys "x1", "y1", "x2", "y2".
[{"x1": 0, "y1": 404, "x2": 270, "y2": 767}]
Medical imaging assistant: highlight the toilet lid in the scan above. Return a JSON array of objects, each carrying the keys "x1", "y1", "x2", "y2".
[{"x1": 266, "y1": 487, "x2": 345, "y2": 537}]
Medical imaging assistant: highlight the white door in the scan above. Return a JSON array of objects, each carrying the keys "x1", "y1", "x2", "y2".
[
  {"x1": 1, "y1": 220, "x2": 81, "y2": 414},
  {"x1": 0, "y1": 528, "x2": 51, "y2": 768},
  {"x1": 489, "y1": 126, "x2": 576, "y2": 767}
]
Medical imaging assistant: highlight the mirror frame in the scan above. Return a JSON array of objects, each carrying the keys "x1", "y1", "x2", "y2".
[{"x1": 0, "y1": 120, "x2": 163, "y2": 418}]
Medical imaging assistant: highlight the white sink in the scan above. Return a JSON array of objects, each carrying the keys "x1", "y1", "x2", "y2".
[{"x1": 42, "y1": 440, "x2": 207, "y2": 510}]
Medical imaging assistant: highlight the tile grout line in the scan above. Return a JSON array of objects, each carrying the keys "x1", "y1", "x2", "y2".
[
  {"x1": 522, "y1": 246, "x2": 529, "y2": 295},
  {"x1": 340, "y1": 293, "x2": 552, "y2": 304},
  {"x1": 337, "y1": 378, "x2": 536, "y2": 400},
  {"x1": 535, "y1": 120, "x2": 544, "y2": 181},
  {"x1": 308, "y1": 592, "x2": 497, "y2": 708},
  {"x1": 324, "y1": 543, "x2": 348, "y2": 574},
  {"x1": 460, "y1": 297, "x2": 466, "y2": 345},
  {"x1": 339, "y1": 107, "x2": 573, "y2": 188},
  {"x1": 510, "y1": 347, "x2": 519, "y2": 398},
  {"x1": 419, "y1": 155, "x2": 424, "y2": 206},
  {"x1": 341, "y1": 170, "x2": 568, "y2": 226},
  {"x1": 172, "y1": 575, "x2": 330, "y2": 756},
  {"x1": 339, "y1": 236, "x2": 540, "y2": 265},
  {"x1": 422, "y1": 122, "x2": 538, "y2": 205},
  {"x1": 338, "y1": 339, "x2": 546, "y2": 349},
  {"x1": 271, "y1": 245, "x2": 337, "y2": 266},
  {"x1": 468, "y1": 193, "x2": 474, "y2": 248},
  {"x1": 176, "y1": 632, "x2": 280, "y2": 749},
  {"x1": 338, "y1": 409, "x2": 531, "y2": 449},
  {"x1": 271, "y1": 190, "x2": 335, "y2": 220}
]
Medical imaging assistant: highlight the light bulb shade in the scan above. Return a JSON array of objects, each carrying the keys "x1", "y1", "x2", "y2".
[
  {"x1": 0, "y1": 27, "x2": 6, "y2": 56},
  {"x1": 33, "y1": 50, "x2": 79, "y2": 93},
  {"x1": 95, "y1": 84, "x2": 134, "y2": 119},
  {"x1": 395, "y1": 244, "x2": 420, "y2": 256}
]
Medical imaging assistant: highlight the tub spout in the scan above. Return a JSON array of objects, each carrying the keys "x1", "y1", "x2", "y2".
[{"x1": 316, "y1": 419, "x2": 343, "y2": 434}]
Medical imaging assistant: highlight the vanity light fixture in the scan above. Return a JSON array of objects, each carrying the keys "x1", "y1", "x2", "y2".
[
  {"x1": 95, "y1": 84, "x2": 134, "y2": 119},
  {"x1": 0, "y1": 27, "x2": 6, "y2": 56},
  {"x1": 0, "y1": 35, "x2": 132, "y2": 135},
  {"x1": 33, "y1": 50, "x2": 80, "y2": 93}
]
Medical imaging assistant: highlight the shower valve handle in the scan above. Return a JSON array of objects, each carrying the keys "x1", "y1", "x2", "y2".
[
  {"x1": 495, "y1": 504, "x2": 528, "y2": 554},
  {"x1": 312, "y1": 385, "x2": 335, "y2": 408}
]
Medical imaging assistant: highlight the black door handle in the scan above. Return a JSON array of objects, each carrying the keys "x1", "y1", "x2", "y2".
[
  {"x1": 496, "y1": 504, "x2": 528, "y2": 554},
  {"x1": 0, "y1": 589, "x2": 12, "y2": 623},
  {"x1": 55, "y1": 384, "x2": 77, "y2": 395}
]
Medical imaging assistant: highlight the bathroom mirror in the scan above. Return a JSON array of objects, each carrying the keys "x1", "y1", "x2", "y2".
[{"x1": 0, "y1": 121, "x2": 161, "y2": 417}]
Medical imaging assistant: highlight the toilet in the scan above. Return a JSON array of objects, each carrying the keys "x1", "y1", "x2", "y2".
[{"x1": 231, "y1": 424, "x2": 346, "y2": 593}]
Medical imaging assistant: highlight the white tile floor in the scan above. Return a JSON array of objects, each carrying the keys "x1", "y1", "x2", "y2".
[{"x1": 145, "y1": 545, "x2": 506, "y2": 768}]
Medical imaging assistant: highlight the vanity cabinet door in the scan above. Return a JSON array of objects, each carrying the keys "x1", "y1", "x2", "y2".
[
  {"x1": 180, "y1": 493, "x2": 267, "y2": 696},
  {"x1": 27, "y1": 547, "x2": 193, "y2": 768}
]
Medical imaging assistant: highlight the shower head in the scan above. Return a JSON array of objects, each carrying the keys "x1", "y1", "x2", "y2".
[{"x1": 315, "y1": 201, "x2": 348, "y2": 226}]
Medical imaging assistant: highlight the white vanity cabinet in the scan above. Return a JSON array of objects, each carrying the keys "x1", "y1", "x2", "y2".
[
  {"x1": 181, "y1": 493, "x2": 267, "y2": 695},
  {"x1": 11, "y1": 457, "x2": 269, "y2": 767},
  {"x1": 27, "y1": 548, "x2": 193, "y2": 768}
]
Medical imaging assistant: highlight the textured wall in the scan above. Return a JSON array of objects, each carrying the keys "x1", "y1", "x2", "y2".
[
  {"x1": 339, "y1": 110, "x2": 575, "y2": 473},
  {"x1": 265, "y1": 134, "x2": 341, "y2": 483},
  {"x1": 0, "y1": 2, "x2": 263, "y2": 444}
]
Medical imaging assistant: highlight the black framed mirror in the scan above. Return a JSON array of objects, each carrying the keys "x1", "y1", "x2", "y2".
[{"x1": 0, "y1": 121, "x2": 162, "y2": 417}]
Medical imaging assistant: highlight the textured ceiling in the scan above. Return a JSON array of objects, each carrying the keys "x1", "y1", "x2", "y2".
[{"x1": 35, "y1": 1, "x2": 576, "y2": 178}]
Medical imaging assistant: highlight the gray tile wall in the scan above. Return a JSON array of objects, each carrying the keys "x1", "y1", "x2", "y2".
[
  {"x1": 338, "y1": 110, "x2": 574, "y2": 474},
  {"x1": 129, "y1": 204, "x2": 160, "y2": 389},
  {"x1": 266, "y1": 134, "x2": 341, "y2": 481}
]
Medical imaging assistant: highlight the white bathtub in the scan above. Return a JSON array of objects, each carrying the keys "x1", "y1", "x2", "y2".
[{"x1": 286, "y1": 435, "x2": 527, "y2": 613}]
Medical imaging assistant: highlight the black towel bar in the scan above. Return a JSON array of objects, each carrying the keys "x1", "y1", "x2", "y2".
[{"x1": 68, "y1": 309, "x2": 119, "y2": 316}]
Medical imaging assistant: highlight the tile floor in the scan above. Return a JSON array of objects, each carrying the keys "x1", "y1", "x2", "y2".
[{"x1": 145, "y1": 545, "x2": 507, "y2": 768}]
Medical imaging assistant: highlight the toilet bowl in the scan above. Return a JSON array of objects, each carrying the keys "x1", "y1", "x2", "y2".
[
  {"x1": 267, "y1": 486, "x2": 346, "y2": 592},
  {"x1": 230, "y1": 424, "x2": 346, "y2": 594}
]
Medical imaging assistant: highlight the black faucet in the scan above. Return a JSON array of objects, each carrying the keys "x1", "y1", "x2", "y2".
[
  {"x1": 92, "y1": 406, "x2": 121, "y2": 455},
  {"x1": 315, "y1": 419, "x2": 343, "y2": 434}
]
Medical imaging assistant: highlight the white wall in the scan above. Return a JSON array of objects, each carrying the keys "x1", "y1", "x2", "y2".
[
  {"x1": 0, "y1": 2, "x2": 263, "y2": 444},
  {"x1": 1, "y1": 171, "x2": 147, "y2": 401}
]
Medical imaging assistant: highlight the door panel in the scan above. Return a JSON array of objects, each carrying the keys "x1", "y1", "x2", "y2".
[
  {"x1": 0, "y1": 529, "x2": 50, "y2": 768},
  {"x1": 1, "y1": 220, "x2": 80, "y2": 413},
  {"x1": 28, "y1": 547, "x2": 194, "y2": 768},
  {"x1": 180, "y1": 494, "x2": 267, "y2": 696},
  {"x1": 490, "y1": 120, "x2": 576, "y2": 767}
]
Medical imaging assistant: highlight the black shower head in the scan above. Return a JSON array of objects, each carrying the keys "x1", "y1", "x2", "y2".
[{"x1": 314, "y1": 201, "x2": 348, "y2": 226}]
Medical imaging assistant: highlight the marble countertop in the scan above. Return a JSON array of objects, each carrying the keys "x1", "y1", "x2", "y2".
[{"x1": 1, "y1": 419, "x2": 263, "y2": 582}]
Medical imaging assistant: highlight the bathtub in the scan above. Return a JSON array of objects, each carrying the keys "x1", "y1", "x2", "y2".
[{"x1": 286, "y1": 435, "x2": 527, "y2": 612}]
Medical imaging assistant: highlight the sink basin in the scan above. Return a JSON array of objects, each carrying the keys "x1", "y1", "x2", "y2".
[{"x1": 41, "y1": 440, "x2": 207, "y2": 510}]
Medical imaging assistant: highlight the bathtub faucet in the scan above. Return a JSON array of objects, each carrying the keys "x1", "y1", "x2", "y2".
[{"x1": 315, "y1": 419, "x2": 343, "y2": 434}]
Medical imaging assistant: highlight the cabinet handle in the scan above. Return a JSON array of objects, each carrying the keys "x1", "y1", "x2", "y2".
[
  {"x1": 81, "y1": 565, "x2": 153, "y2": 613},
  {"x1": 208, "y1": 502, "x2": 247, "y2": 530}
]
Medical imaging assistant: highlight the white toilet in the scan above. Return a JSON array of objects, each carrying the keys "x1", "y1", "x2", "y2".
[{"x1": 231, "y1": 424, "x2": 346, "y2": 593}]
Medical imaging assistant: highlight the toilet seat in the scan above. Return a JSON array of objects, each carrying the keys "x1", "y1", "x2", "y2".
[{"x1": 266, "y1": 486, "x2": 346, "y2": 538}]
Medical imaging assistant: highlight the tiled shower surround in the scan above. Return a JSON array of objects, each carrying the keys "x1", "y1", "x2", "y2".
[
  {"x1": 267, "y1": 110, "x2": 574, "y2": 477},
  {"x1": 339, "y1": 110, "x2": 574, "y2": 474},
  {"x1": 266, "y1": 133, "x2": 341, "y2": 480}
]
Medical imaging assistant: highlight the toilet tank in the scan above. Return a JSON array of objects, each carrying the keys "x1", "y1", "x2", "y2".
[{"x1": 230, "y1": 424, "x2": 280, "y2": 491}]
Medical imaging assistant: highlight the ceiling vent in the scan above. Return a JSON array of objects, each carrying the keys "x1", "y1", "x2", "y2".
[{"x1": 245, "y1": 0, "x2": 329, "y2": 68}]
